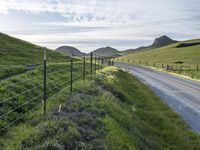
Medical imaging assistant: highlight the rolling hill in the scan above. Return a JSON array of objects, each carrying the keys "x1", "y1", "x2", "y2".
[
  {"x1": 117, "y1": 38, "x2": 200, "y2": 79},
  {"x1": 55, "y1": 46, "x2": 84, "y2": 56},
  {"x1": 119, "y1": 38, "x2": 200, "y2": 65},
  {"x1": 0, "y1": 32, "x2": 69, "y2": 66},
  {"x1": 0, "y1": 32, "x2": 71, "y2": 79},
  {"x1": 92, "y1": 46, "x2": 119, "y2": 57},
  {"x1": 122, "y1": 35, "x2": 177, "y2": 54}
]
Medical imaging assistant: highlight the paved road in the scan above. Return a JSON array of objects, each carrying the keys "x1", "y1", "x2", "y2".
[{"x1": 115, "y1": 62, "x2": 200, "y2": 134}]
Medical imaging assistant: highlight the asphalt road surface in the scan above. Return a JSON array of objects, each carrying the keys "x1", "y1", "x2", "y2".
[{"x1": 115, "y1": 62, "x2": 200, "y2": 134}]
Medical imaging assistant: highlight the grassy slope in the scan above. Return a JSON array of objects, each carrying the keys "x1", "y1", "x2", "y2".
[
  {"x1": 4, "y1": 67, "x2": 200, "y2": 149},
  {"x1": 118, "y1": 39, "x2": 200, "y2": 65},
  {"x1": 117, "y1": 39, "x2": 200, "y2": 79},
  {"x1": 0, "y1": 32, "x2": 69, "y2": 65},
  {"x1": 0, "y1": 32, "x2": 71, "y2": 79}
]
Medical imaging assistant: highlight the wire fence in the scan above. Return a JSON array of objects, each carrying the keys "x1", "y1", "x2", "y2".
[
  {"x1": 0, "y1": 48, "x2": 113, "y2": 135},
  {"x1": 114, "y1": 57, "x2": 200, "y2": 79}
]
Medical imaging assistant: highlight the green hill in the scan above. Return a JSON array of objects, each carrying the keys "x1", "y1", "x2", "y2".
[
  {"x1": 92, "y1": 46, "x2": 119, "y2": 57},
  {"x1": 0, "y1": 32, "x2": 69, "y2": 66},
  {"x1": 0, "y1": 32, "x2": 70, "y2": 79},
  {"x1": 121, "y1": 35, "x2": 177, "y2": 55},
  {"x1": 117, "y1": 38, "x2": 200, "y2": 79},
  {"x1": 118, "y1": 39, "x2": 200, "y2": 65},
  {"x1": 55, "y1": 46, "x2": 84, "y2": 56}
]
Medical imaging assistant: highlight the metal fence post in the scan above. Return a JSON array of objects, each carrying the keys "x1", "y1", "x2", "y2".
[
  {"x1": 83, "y1": 54, "x2": 86, "y2": 81},
  {"x1": 90, "y1": 52, "x2": 93, "y2": 79},
  {"x1": 98, "y1": 57, "x2": 100, "y2": 70},
  {"x1": 70, "y1": 54, "x2": 73, "y2": 93},
  {"x1": 43, "y1": 47, "x2": 47, "y2": 118},
  {"x1": 94, "y1": 54, "x2": 96, "y2": 75}
]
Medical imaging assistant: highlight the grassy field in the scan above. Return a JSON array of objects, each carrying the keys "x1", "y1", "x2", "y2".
[
  {"x1": 2, "y1": 66, "x2": 200, "y2": 149},
  {"x1": 116, "y1": 39, "x2": 200, "y2": 79}
]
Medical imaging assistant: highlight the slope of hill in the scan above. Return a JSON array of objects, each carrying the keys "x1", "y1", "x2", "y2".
[
  {"x1": 122, "y1": 46, "x2": 147, "y2": 55},
  {"x1": 122, "y1": 35, "x2": 177, "y2": 55},
  {"x1": 55, "y1": 46, "x2": 84, "y2": 56},
  {"x1": 0, "y1": 32, "x2": 69, "y2": 66},
  {"x1": 92, "y1": 46, "x2": 119, "y2": 57},
  {"x1": 117, "y1": 38, "x2": 200, "y2": 79},
  {"x1": 119, "y1": 39, "x2": 200, "y2": 65},
  {"x1": 0, "y1": 32, "x2": 70, "y2": 79}
]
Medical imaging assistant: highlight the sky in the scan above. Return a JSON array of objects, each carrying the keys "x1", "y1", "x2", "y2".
[{"x1": 0, "y1": 0, "x2": 200, "y2": 52}]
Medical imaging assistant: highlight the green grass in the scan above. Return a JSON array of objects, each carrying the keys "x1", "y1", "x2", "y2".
[
  {"x1": 3, "y1": 66, "x2": 200, "y2": 149},
  {"x1": 98, "y1": 67, "x2": 200, "y2": 149},
  {"x1": 0, "y1": 61, "x2": 95, "y2": 133},
  {"x1": 117, "y1": 39, "x2": 200, "y2": 79},
  {"x1": 0, "y1": 32, "x2": 73, "y2": 79},
  {"x1": 0, "y1": 32, "x2": 70, "y2": 65}
]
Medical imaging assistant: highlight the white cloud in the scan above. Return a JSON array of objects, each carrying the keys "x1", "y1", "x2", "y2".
[{"x1": 0, "y1": 0, "x2": 200, "y2": 51}]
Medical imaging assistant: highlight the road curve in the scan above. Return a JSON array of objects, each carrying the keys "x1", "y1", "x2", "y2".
[{"x1": 115, "y1": 62, "x2": 200, "y2": 134}]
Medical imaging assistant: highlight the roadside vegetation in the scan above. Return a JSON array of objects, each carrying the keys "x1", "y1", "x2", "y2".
[
  {"x1": 2, "y1": 66, "x2": 200, "y2": 149},
  {"x1": 116, "y1": 39, "x2": 200, "y2": 80}
]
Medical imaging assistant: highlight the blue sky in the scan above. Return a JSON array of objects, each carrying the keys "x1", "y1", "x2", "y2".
[{"x1": 0, "y1": 0, "x2": 199, "y2": 52}]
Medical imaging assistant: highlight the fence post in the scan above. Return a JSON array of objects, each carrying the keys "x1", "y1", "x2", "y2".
[
  {"x1": 43, "y1": 47, "x2": 47, "y2": 118},
  {"x1": 70, "y1": 54, "x2": 73, "y2": 93},
  {"x1": 90, "y1": 52, "x2": 93, "y2": 79},
  {"x1": 94, "y1": 54, "x2": 96, "y2": 75},
  {"x1": 98, "y1": 57, "x2": 100, "y2": 70},
  {"x1": 83, "y1": 54, "x2": 85, "y2": 81},
  {"x1": 179, "y1": 65, "x2": 182, "y2": 74}
]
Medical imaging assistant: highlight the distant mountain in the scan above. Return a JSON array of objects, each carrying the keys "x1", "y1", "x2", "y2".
[
  {"x1": 122, "y1": 35, "x2": 177, "y2": 55},
  {"x1": 150, "y1": 35, "x2": 177, "y2": 48},
  {"x1": 55, "y1": 46, "x2": 84, "y2": 56},
  {"x1": 92, "y1": 46, "x2": 119, "y2": 57}
]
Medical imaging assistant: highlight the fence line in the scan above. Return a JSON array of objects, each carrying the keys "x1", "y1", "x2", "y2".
[{"x1": 0, "y1": 50, "x2": 112, "y2": 135}]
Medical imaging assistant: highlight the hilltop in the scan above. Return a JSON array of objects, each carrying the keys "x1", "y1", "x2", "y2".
[
  {"x1": 150, "y1": 35, "x2": 177, "y2": 48},
  {"x1": 55, "y1": 46, "x2": 84, "y2": 56},
  {"x1": 92, "y1": 46, "x2": 119, "y2": 57},
  {"x1": 122, "y1": 35, "x2": 177, "y2": 54}
]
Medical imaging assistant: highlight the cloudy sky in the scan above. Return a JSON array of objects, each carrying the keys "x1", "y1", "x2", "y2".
[{"x1": 0, "y1": 0, "x2": 200, "y2": 52}]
